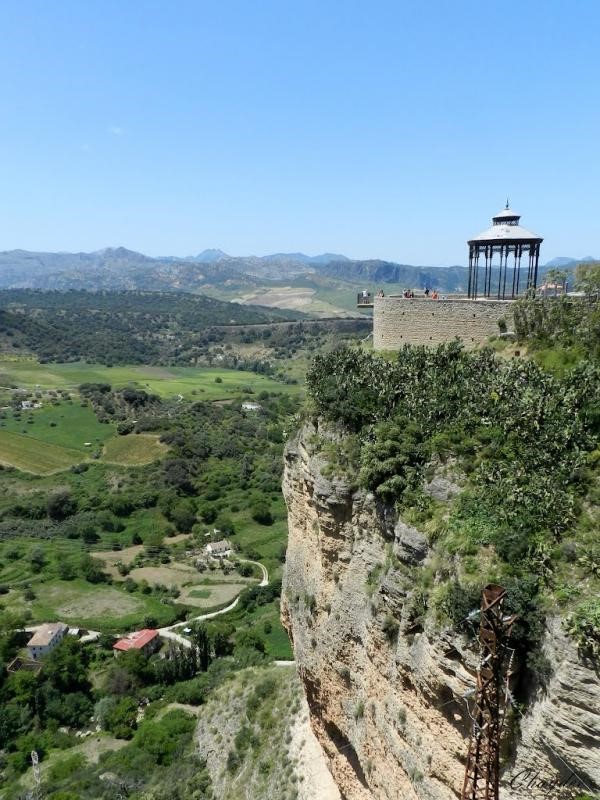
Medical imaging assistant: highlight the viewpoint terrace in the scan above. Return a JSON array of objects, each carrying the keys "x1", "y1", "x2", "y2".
[{"x1": 366, "y1": 204, "x2": 543, "y2": 350}]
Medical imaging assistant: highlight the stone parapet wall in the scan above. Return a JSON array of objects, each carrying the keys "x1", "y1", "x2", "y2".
[{"x1": 373, "y1": 296, "x2": 513, "y2": 350}]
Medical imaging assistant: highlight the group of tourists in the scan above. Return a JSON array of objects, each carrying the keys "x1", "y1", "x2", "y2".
[
  {"x1": 402, "y1": 286, "x2": 442, "y2": 299},
  {"x1": 361, "y1": 287, "x2": 446, "y2": 301},
  {"x1": 423, "y1": 287, "x2": 445, "y2": 300}
]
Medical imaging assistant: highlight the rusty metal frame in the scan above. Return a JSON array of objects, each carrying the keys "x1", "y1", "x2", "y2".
[{"x1": 461, "y1": 584, "x2": 517, "y2": 800}]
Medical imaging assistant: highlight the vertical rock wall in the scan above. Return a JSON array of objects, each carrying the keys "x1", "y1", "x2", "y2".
[{"x1": 281, "y1": 423, "x2": 600, "y2": 800}]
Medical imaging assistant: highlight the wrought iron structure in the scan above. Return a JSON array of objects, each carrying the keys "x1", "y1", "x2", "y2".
[
  {"x1": 27, "y1": 750, "x2": 41, "y2": 800},
  {"x1": 461, "y1": 584, "x2": 516, "y2": 800},
  {"x1": 468, "y1": 204, "x2": 543, "y2": 299}
]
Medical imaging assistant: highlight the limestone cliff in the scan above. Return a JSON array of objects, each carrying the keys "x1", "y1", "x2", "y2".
[{"x1": 281, "y1": 422, "x2": 600, "y2": 800}]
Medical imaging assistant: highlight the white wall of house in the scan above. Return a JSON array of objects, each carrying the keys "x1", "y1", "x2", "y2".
[{"x1": 27, "y1": 625, "x2": 67, "y2": 660}]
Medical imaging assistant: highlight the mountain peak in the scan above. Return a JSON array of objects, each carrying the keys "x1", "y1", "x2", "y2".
[
  {"x1": 195, "y1": 249, "x2": 229, "y2": 263},
  {"x1": 544, "y1": 255, "x2": 598, "y2": 268},
  {"x1": 95, "y1": 246, "x2": 152, "y2": 260}
]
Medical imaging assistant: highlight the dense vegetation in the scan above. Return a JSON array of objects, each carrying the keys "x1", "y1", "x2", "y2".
[
  {"x1": 0, "y1": 598, "x2": 293, "y2": 798},
  {"x1": 0, "y1": 290, "x2": 369, "y2": 380},
  {"x1": 514, "y1": 296, "x2": 600, "y2": 368},
  {"x1": 0, "y1": 375, "x2": 300, "y2": 795},
  {"x1": 513, "y1": 263, "x2": 600, "y2": 371},
  {"x1": 0, "y1": 383, "x2": 296, "y2": 583},
  {"x1": 0, "y1": 625, "x2": 233, "y2": 797},
  {"x1": 306, "y1": 340, "x2": 600, "y2": 669},
  {"x1": 0, "y1": 290, "x2": 303, "y2": 365}
]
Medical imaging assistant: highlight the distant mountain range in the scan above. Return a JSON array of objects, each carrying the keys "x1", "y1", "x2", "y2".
[
  {"x1": 0, "y1": 247, "x2": 594, "y2": 296},
  {"x1": 543, "y1": 256, "x2": 597, "y2": 268},
  {"x1": 317, "y1": 260, "x2": 469, "y2": 292},
  {"x1": 161, "y1": 249, "x2": 350, "y2": 266}
]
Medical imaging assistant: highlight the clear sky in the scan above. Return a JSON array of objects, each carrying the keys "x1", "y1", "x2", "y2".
[{"x1": 0, "y1": 0, "x2": 598, "y2": 265}]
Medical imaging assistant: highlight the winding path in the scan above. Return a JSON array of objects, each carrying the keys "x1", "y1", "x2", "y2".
[
  {"x1": 241, "y1": 559, "x2": 269, "y2": 587},
  {"x1": 24, "y1": 559, "x2": 281, "y2": 657},
  {"x1": 157, "y1": 558, "x2": 269, "y2": 648}
]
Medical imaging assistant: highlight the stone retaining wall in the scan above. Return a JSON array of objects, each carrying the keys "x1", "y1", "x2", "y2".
[{"x1": 373, "y1": 296, "x2": 512, "y2": 350}]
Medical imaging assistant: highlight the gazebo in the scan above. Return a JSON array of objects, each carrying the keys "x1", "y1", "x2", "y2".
[{"x1": 467, "y1": 204, "x2": 543, "y2": 299}]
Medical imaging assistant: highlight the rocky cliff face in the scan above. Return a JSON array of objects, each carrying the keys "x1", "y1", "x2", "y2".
[{"x1": 281, "y1": 422, "x2": 600, "y2": 800}]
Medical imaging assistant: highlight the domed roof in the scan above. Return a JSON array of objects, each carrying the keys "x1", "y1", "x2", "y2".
[
  {"x1": 493, "y1": 206, "x2": 521, "y2": 222},
  {"x1": 469, "y1": 203, "x2": 543, "y2": 244}
]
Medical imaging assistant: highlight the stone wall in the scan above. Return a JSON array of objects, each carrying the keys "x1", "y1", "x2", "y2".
[{"x1": 373, "y1": 296, "x2": 513, "y2": 350}]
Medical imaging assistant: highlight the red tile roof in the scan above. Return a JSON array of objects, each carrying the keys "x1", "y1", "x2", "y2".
[{"x1": 113, "y1": 629, "x2": 158, "y2": 652}]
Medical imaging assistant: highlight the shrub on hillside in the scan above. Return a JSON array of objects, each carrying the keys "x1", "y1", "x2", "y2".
[{"x1": 251, "y1": 500, "x2": 274, "y2": 525}]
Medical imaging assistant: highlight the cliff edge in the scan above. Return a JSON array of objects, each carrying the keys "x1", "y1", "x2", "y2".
[{"x1": 281, "y1": 422, "x2": 600, "y2": 800}]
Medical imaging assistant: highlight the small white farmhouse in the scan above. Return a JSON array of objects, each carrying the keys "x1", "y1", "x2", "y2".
[
  {"x1": 205, "y1": 539, "x2": 233, "y2": 558},
  {"x1": 241, "y1": 401, "x2": 262, "y2": 412},
  {"x1": 27, "y1": 622, "x2": 68, "y2": 660}
]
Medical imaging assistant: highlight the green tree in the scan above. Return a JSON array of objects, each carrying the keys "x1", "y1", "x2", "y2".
[
  {"x1": 575, "y1": 261, "x2": 600, "y2": 296},
  {"x1": 191, "y1": 623, "x2": 212, "y2": 672},
  {"x1": 213, "y1": 514, "x2": 235, "y2": 536},
  {"x1": 132, "y1": 709, "x2": 195, "y2": 765},
  {"x1": 104, "y1": 696, "x2": 138, "y2": 739},
  {"x1": 43, "y1": 690, "x2": 92, "y2": 727},
  {"x1": 29, "y1": 546, "x2": 46, "y2": 573},
  {"x1": 251, "y1": 500, "x2": 274, "y2": 525},
  {"x1": 168, "y1": 500, "x2": 196, "y2": 532},
  {"x1": 46, "y1": 490, "x2": 77, "y2": 520},
  {"x1": 57, "y1": 559, "x2": 76, "y2": 580},
  {"x1": 79, "y1": 554, "x2": 107, "y2": 583},
  {"x1": 544, "y1": 267, "x2": 568, "y2": 295},
  {"x1": 207, "y1": 621, "x2": 235, "y2": 657},
  {"x1": 198, "y1": 502, "x2": 218, "y2": 524},
  {"x1": 43, "y1": 637, "x2": 91, "y2": 694},
  {"x1": 235, "y1": 630, "x2": 266, "y2": 654}
]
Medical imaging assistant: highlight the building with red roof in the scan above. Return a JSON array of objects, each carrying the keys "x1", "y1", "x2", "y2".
[{"x1": 113, "y1": 629, "x2": 160, "y2": 656}]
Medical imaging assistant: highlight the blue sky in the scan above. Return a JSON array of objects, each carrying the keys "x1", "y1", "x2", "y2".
[{"x1": 0, "y1": 0, "x2": 598, "y2": 265}]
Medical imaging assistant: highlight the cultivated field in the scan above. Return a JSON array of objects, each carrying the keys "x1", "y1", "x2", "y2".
[
  {"x1": 93, "y1": 544, "x2": 257, "y2": 611},
  {"x1": 0, "y1": 359, "x2": 302, "y2": 400},
  {"x1": 0, "y1": 401, "x2": 114, "y2": 450},
  {"x1": 0, "y1": 401, "x2": 169, "y2": 473},
  {"x1": 179, "y1": 581, "x2": 247, "y2": 608},
  {"x1": 232, "y1": 287, "x2": 351, "y2": 317},
  {"x1": 102, "y1": 433, "x2": 168, "y2": 465},
  {"x1": 25, "y1": 579, "x2": 178, "y2": 631},
  {"x1": 125, "y1": 563, "x2": 253, "y2": 609},
  {"x1": 127, "y1": 563, "x2": 199, "y2": 586},
  {"x1": 94, "y1": 545, "x2": 146, "y2": 579},
  {"x1": 0, "y1": 430, "x2": 85, "y2": 474}
]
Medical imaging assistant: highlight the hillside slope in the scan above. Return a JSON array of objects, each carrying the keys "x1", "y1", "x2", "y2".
[{"x1": 0, "y1": 289, "x2": 304, "y2": 364}]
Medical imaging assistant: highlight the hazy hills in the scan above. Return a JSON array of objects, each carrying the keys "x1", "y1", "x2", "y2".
[
  {"x1": 0, "y1": 247, "x2": 349, "y2": 288},
  {"x1": 0, "y1": 247, "x2": 592, "y2": 315},
  {"x1": 544, "y1": 255, "x2": 597, "y2": 268},
  {"x1": 162, "y1": 249, "x2": 349, "y2": 267},
  {"x1": 318, "y1": 259, "x2": 468, "y2": 292},
  {"x1": 0, "y1": 246, "x2": 468, "y2": 293}
]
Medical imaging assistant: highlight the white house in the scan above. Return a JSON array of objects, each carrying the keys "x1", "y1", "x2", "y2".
[
  {"x1": 241, "y1": 401, "x2": 262, "y2": 412},
  {"x1": 205, "y1": 539, "x2": 233, "y2": 558},
  {"x1": 21, "y1": 400, "x2": 42, "y2": 410},
  {"x1": 27, "y1": 622, "x2": 68, "y2": 660}
]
